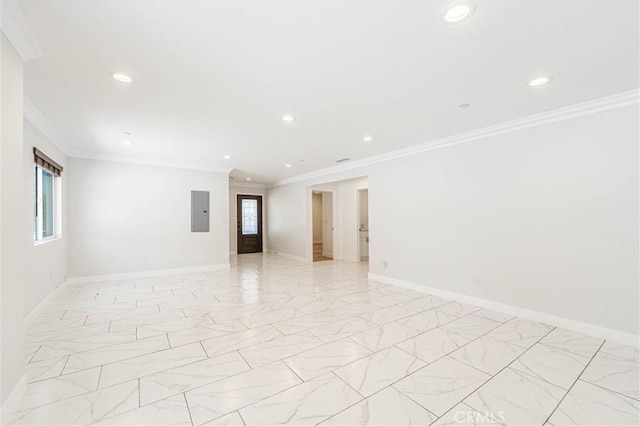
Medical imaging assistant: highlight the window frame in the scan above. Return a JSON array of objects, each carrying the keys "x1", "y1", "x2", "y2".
[{"x1": 33, "y1": 163, "x2": 62, "y2": 244}]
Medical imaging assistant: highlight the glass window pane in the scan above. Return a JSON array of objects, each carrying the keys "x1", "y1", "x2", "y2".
[
  {"x1": 42, "y1": 169, "x2": 54, "y2": 238},
  {"x1": 242, "y1": 199, "x2": 258, "y2": 235}
]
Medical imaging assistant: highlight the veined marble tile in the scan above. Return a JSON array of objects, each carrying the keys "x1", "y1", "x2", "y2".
[
  {"x1": 137, "y1": 315, "x2": 215, "y2": 340},
  {"x1": 339, "y1": 290, "x2": 387, "y2": 304},
  {"x1": 201, "y1": 325, "x2": 284, "y2": 358},
  {"x1": 360, "y1": 304, "x2": 417, "y2": 325},
  {"x1": 25, "y1": 355, "x2": 68, "y2": 383},
  {"x1": 397, "y1": 309, "x2": 458, "y2": 332},
  {"x1": 273, "y1": 312, "x2": 340, "y2": 335},
  {"x1": 396, "y1": 328, "x2": 470, "y2": 363},
  {"x1": 63, "y1": 334, "x2": 170, "y2": 374},
  {"x1": 262, "y1": 294, "x2": 318, "y2": 310},
  {"x1": 238, "y1": 307, "x2": 299, "y2": 329},
  {"x1": 464, "y1": 367, "x2": 566, "y2": 425},
  {"x1": 441, "y1": 315, "x2": 501, "y2": 340},
  {"x1": 511, "y1": 343, "x2": 590, "y2": 389},
  {"x1": 599, "y1": 340, "x2": 640, "y2": 363},
  {"x1": 140, "y1": 351, "x2": 250, "y2": 405},
  {"x1": 239, "y1": 372, "x2": 362, "y2": 425},
  {"x1": 405, "y1": 295, "x2": 452, "y2": 312},
  {"x1": 84, "y1": 304, "x2": 161, "y2": 325},
  {"x1": 308, "y1": 317, "x2": 377, "y2": 343},
  {"x1": 185, "y1": 362, "x2": 302, "y2": 425},
  {"x1": 99, "y1": 341, "x2": 207, "y2": 388},
  {"x1": 322, "y1": 386, "x2": 437, "y2": 425},
  {"x1": 94, "y1": 394, "x2": 192, "y2": 425},
  {"x1": 30, "y1": 329, "x2": 138, "y2": 363},
  {"x1": 25, "y1": 317, "x2": 89, "y2": 336},
  {"x1": 17, "y1": 367, "x2": 100, "y2": 411},
  {"x1": 327, "y1": 302, "x2": 380, "y2": 319},
  {"x1": 208, "y1": 303, "x2": 272, "y2": 323},
  {"x1": 203, "y1": 411, "x2": 245, "y2": 425},
  {"x1": 436, "y1": 302, "x2": 482, "y2": 318},
  {"x1": 239, "y1": 331, "x2": 323, "y2": 367},
  {"x1": 448, "y1": 335, "x2": 526, "y2": 375},
  {"x1": 350, "y1": 321, "x2": 420, "y2": 352},
  {"x1": 334, "y1": 346, "x2": 425, "y2": 397},
  {"x1": 297, "y1": 298, "x2": 350, "y2": 315},
  {"x1": 549, "y1": 380, "x2": 640, "y2": 426},
  {"x1": 394, "y1": 357, "x2": 490, "y2": 416},
  {"x1": 433, "y1": 403, "x2": 502, "y2": 425},
  {"x1": 168, "y1": 325, "x2": 239, "y2": 347},
  {"x1": 25, "y1": 322, "x2": 111, "y2": 347},
  {"x1": 540, "y1": 328, "x2": 604, "y2": 358},
  {"x1": 472, "y1": 308, "x2": 515, "y2": 324},
  {"x1": 369, "y1": 293, "x2": 415, "y2": 308},
  {"x1": 108, "y1": 310, "x2": 187, "y2": 333},
  {"x1": 488, "y1": 318, "x2": 554, "y2": 349},
  {"x1": 580, "y1": 351, "x2": 639, "y2": 399},
  {"x1": 283, "y1": 339, "x2": 371, "y2": 381},
  {"x1": 10, "y1": 380, "x2": 138, "y2": 425}
]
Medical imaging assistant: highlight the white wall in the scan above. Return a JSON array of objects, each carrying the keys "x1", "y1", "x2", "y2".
[
  {"x1": 229, "y1": 185, "x2": 266, "y2": 254},
  {"x1": 23, "y1": 121, "x2": 67, "y2": 317},
  {"x1": 67, "y1": 158, "x2": 229, "y2": 277},
  {"x1": 266, "y1": 103, "x2": 639, "y2": 337},
  {"x1": 312, "y1": 193, "x2": 322, "y2": 243},
  {"x1": 0, "y1": 34, "x2": 25, "y2": 410}
]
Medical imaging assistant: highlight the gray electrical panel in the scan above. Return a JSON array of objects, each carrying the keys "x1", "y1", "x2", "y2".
[{"x1": 191, "y1": 190, "x2": 210, "y2": 232}]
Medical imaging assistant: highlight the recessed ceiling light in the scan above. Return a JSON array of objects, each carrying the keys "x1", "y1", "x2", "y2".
[
  {"x1": 281, "y1": 115, "x2": 295, "y2": 123},
  {"x1": 459, "y1": 103, "x2": 471, "y2": 109},
  {"x1": 363, "y1": 136, "x2": 373, "y2": 143},
  {"x1": 528, "y1": 76, "x2": 552, "y2": 87},
  {"x1": 112, "y1": 72, "x2": 133, "y2": 83},
  {"x1": 223, "y1": 155, "x2": 232, "y2": 160},
  {"x1": 285, "y1": 163, "x2": 292, "y2": 168},
  {"x1": 122, "y1": 132, "x2": 134, "y2": 146},
  {"x1": 245, "y1": 177, "x2": 251, "y2": 181},
  {"x1": 443, "y1": 2, "x2": 476, "y2": 23}
]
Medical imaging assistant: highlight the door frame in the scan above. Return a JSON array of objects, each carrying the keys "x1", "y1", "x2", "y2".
[
  {"x1": 236, "y1": 194, "x2": 264, "y2": 254},
  {"x1": 356, "y1": 188, "x2": 368, "y2": 263},
  {"x1": 231, "y1": 190, "x2": 266, "y2": 255},
  {"x1": 307, "y1": 187, "x2": 338, "y2": 263}
]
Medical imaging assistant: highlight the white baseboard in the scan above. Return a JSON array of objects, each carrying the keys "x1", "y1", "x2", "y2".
[
  {"x1": 0, "y1": 375, "x2": 26, "y2": 424},
  {"x1": 369, "y1": 273, "x2": 639, "y2": 348},
  {"x1": 24, "y1": 279, "x2": 70, "y2": 328},
  {"x1": 270, "y1": 251, "x2": 309, "y2": 263},
  {"x1": 66, "y1": 263, "x2": 231, "y2": 284}
]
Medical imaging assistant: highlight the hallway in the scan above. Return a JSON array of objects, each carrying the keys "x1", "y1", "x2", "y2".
[{"x1": 10, "y1": 254, "x2": 639, "y2": 425}]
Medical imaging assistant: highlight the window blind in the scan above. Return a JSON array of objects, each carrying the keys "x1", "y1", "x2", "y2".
[{"x1": 33, "y1": 148, "x2": 63, "y2": 176}]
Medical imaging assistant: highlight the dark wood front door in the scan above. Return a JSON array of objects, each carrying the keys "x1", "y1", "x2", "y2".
[{"x1": 237, "y1": 195, "x2": 263, "y2": 254}]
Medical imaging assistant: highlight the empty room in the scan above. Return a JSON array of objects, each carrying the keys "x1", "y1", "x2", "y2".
[{"x1": 0, "y1": 1, "x2": 638, "y2": 425}]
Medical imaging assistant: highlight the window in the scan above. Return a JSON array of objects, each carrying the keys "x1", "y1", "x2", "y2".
[{"x1": 33, "y1": 148, "x2": 63, "y2": 242}]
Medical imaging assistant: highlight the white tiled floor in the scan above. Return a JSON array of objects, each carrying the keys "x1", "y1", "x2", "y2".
[{"x1": 10, "y1": 254, "x2": 640, "y2": 425}]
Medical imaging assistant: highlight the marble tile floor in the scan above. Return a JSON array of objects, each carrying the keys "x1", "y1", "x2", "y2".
[{"x1": 9, "y1": 253, "x2": 639, "y2": 425}]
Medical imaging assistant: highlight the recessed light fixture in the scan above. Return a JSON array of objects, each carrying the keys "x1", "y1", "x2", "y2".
[
  {"x1": 528, "y1": 76, "x2": 552, "y2": 87},
  {"x1": 112, "y1": 72, "x2": 133, "y2": 83},
  {"x1": 285, "y1": 163, "x2": 292, "y2": 168},
  {"x1": 443, "y1": 2, "x2": 476, "y2": 23},
  {"x1": 122, "y1": 132, "x2": 134, "y2": 146},
  {"x1": 281, "y1": 115, "x2": 295, "y2": 123},
  {"x1": 459, "y1": 103, "x2": 471, "y2": 109},
  {"x1": 245, "y1": 177, "x2": 252, "y2": 181},
  {"x1": 363, "y1": 136, "x2": 373, "y2": 143},
  {"x1": 223, "y1": 155, "x2": 232, "y2": 160}
]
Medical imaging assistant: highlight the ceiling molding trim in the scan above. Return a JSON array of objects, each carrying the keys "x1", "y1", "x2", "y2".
[
  {"x1": 1, "y1": 0, "x2": 44, "y2": 61},
  {"x1": 70, "y1": 151, "x2": 233, "y2": 174},
  {"x1": 24, "y1": 97, "x2": 73, "y2": 155},
  {"x1": 269, "y1": 89, "x2": 640, "y2": 187},
  {"x1": 229, "y1": 181, "x2": 267, "y2": 189}
]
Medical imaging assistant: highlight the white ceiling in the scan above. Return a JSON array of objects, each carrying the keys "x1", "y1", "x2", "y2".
[{"x1": 20, "y1": 0, "x2": 639, "y2": 184}]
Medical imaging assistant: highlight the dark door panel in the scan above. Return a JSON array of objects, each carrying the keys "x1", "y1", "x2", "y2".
[{"x1": 237, "y1": 195, "x2": 263, "y2": 254}]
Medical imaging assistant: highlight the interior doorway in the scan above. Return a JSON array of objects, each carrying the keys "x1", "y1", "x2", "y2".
[
  {"x1": 358, "y1": 189, "x2": 369, "y2": 261},
  {"x1": 237, "y1": 194, "x2": 263, "y2": 254},
  {"x1": 312, "y1": 191, "x2": 333, "y2": 262}
]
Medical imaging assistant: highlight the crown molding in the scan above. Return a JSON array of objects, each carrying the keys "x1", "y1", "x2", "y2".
[
  {"x1": 71, "y1": 151, "x2": 233, "y2": 174},
  {"x1": 269, "y1": 89, "x2": 640, "y2": 187},
  {"x1": 229, "y1": 181, "x2": 267, "y2": 189},
  {"x1": 0, "y1": 0, "x2": 44, "y2": 61},
  {"x1": 24, "y1": 97, "x2": 73, "y2": 155}
]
